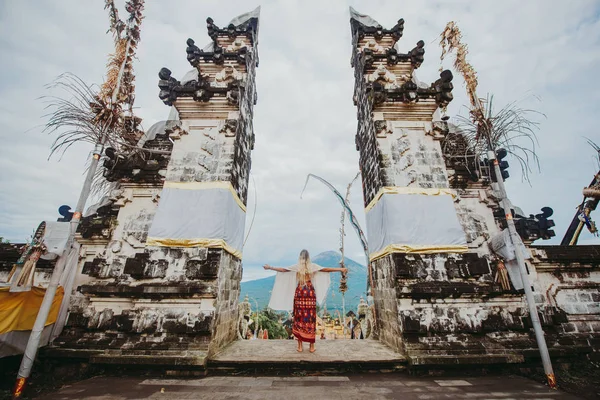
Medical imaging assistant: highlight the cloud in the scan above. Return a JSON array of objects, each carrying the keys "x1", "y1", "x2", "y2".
[{"x1": 1, "y1": 0, "x2": 599, "y2": 280}]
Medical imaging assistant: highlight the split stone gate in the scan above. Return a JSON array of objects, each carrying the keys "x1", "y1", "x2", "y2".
[{"x1": 48, "y1": 8, "x2": 600, "y2": 369}]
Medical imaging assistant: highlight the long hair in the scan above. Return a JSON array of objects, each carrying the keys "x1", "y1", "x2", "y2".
[{"x1": 296, "y1": 249, "x2": 311, "y2": 286}]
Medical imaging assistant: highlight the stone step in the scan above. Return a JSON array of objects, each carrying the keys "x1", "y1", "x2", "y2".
[
  {"x1": 407, "y1": 353, "x2": 525, "y2": 366},
  {"x1": 43, "y1": 347, "x2": 208, "y2": 372},
  {"x1": 90, "y1": 350, "x2": 207, "y2": 368},
  {"x1": 207, "y1": 339, "x2": 408, "y2": 375}
]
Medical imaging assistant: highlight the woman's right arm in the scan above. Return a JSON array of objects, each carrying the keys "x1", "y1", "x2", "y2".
[{"x1": 263, "y1": 264, "x2": 290, "y2": 272}]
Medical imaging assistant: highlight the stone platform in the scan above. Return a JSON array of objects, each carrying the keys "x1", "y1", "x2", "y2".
[
  {"x1": 35, "y1": 374, "x2": 580, "y2": 399},
  {"x1": 208, "y1": 339, "x2": 407, "y2": 374}
]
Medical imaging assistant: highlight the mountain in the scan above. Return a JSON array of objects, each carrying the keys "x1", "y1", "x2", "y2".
[{"x1": 239, "y1": 251, "x2": 368, "y2": 313}]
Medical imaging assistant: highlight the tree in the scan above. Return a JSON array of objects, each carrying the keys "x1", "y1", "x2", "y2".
[{"x1": 249, "y1": 308, "x2": 288, "y2": 339}]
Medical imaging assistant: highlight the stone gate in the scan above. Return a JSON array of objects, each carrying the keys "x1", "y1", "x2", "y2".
[{"x1": 37, "y1": 7, "x2": 600, "y2": 371}]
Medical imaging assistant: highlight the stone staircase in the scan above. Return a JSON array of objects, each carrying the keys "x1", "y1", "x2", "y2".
[{"x1": 207, "y1": 339, "x2": 407, "y2": 375}]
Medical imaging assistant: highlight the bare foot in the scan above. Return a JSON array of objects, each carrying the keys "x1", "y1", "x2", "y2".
[
  {"x1": 297, "y1": 340, "x2": 303, "y2": 352},
  {"x1": 309, "y1": 344, "x2": 316, "y2": 353}
]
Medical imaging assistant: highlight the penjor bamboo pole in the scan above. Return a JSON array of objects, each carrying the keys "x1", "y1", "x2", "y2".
[
  {"x1": 12, "y1": 39, "x2": 132, "y2": 400},
  {"x1": 479, "y1": 95, "x2": 556, "y2": 388},
  {"x1": 12, "y1": 142, "x2": 103, "y2": 399},
  {"x1": 490, "y1": 155, "x2": 556, "y2": 388}
]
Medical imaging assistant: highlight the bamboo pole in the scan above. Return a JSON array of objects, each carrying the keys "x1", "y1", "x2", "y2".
[
  {"x1": 478, "y1": 98, "x2": 556, "y2": 388},
  {"x1": 12, "y1": 34, "x2": 133, "y2": 400},
  {"x1": 440, "y1": 24, "x2": 557, "y2": 386},
  {"x1": 490, "y1": 153, "x2": 556, "y2": 388},
  {"x1": 12, "y1": 142, "x2": 103, "y2": 399}
]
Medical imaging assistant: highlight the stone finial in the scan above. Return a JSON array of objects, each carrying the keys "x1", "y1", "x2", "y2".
[
  {"x1": 186, "y1": 38, "x2": 202, "y2": 68},
  {"x1": 207, "y1": 17, "x2": 219, "y2": 41},
  {"x1": 391, "y1": 19, "x2": 405, "y2": 41},
  {"x1": 432, "y1": 70, "x2": 454, "y2": 107},
  {"x1": 158, "y1": 68, "x2": 180, "y2": 106},
  {"x1": 409, "y1": 40, "x2": 425, "y2": 68}
]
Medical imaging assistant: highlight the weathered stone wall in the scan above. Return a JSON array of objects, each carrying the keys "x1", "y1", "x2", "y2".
[
  {"x1": 370, "y1": 256, "x2": 402, "y2": 352},
  {"x1": 208, "y1": 251, "x2": 242, "y2": 357}
]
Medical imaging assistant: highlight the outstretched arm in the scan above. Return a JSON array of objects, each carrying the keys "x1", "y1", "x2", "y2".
[
  {"x1": 319, "y1": 267, "x2": 348, "y2": 273},
  {"x1": 263, "y1": 264, "x2": 291, "y2": 273}
]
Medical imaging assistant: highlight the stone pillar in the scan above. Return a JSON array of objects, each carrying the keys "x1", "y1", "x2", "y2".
[
  {"x1": 52, "y1": 9, "x2": 259, "y2": 365},
  {"x1": 153, "y1": 9, "x2": 259, "y2": 357},
  {"x1": 349, "y1": 8, "x2": 457, "y2": 353}
]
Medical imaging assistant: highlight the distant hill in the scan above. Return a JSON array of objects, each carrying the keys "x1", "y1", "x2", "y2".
[{"x1": 239, "y1": 251, "x2": 368, "y2": 313}]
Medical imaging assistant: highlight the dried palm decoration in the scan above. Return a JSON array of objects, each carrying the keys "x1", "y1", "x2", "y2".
[
  {"x1": 439, "y1": 22, "x2": 543, "y2": 182},
  {"x1": 96, "y1": 0, "x2": 145, "y2": 143},
  {"x1": 44, "y1": 1, "x2": 146, "y2": 158},
  {"x1": 42, "y1": 1, "x2": 159, "y2": 196},
  {"x1": 454, "y1": 97, "x2": 543, "y2": 182}
]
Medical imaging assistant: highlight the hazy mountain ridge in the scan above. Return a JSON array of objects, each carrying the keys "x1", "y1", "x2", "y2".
[{"x1": 239, "y1": 251, "x2": 368, "y2": 312}]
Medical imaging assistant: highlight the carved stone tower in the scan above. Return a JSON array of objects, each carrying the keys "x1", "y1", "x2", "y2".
[
  {"x1": 350, "y1": 8, "x2": 465, "y2": 353},
  {"x1": 52, "y1": 8, "x2": 259, "y2": 367},
  {"x1": 349, "y1": 9, "x2": 549, "y2": 365},
  {"x1": 349, "y1": 8, "x2": 600, "y2": 369}
]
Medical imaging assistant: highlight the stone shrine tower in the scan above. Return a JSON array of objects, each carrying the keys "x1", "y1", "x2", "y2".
[
  {"x1": 52, "y1": 8, "x2": 260, "y2": 366},
  {"x1": 348, "y1": 8, "x2": 600, "y2": 366}
]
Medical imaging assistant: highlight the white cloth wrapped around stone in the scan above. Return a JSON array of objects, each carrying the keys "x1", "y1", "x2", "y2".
[
  {"x1": 365, "y1": 190, "x2": 468, "y2": 260},
  {"x1": 489, "y1": 229, "x2": 532, "y2": 290},
  {"x1": 40, "y1": 221, "x2": 71, "y2": 260},
  {"x1": 146, "y1": 182, "x2": 246, "y2": 258},
  {"x1": 267, "y1": 263, "x2": 330, "y2": 311}
]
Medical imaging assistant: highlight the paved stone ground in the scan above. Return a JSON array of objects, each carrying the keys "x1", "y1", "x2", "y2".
[
  {"x1": 211, "y1": 339, "x2": 405, "y2": 363},
  {"x1": 36, "y1": 374, "x2": 581, "y2": 399}
]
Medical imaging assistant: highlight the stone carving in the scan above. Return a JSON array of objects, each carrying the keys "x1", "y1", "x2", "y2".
[
  {"x1": 360, "y1": 39, "x2": 385, "y2": 54},
  {"x1": 351, "y1": 15, "x2": 404, "y2": 44},
  {"x1": 186, "y1": 38, "x2": 202, "y2": 68},
  {"x1": 219, "y1": 119, "x2": 238, "y2": 137},
  {"x1": 158, "y1": 67, "x2": 180, "y2": 106},
  {"x1": 408, "y1": 40, "x2": 425, "y2": 68},
  {"x1": 167, "y1": 125, "x2": 188, "y2": 140},
  {"x1": 227, "y1": 87, "x2": 240, "y2": 105},
  {"x1": 226, "y1": 38, "x2": 248, "y2": 52},
  {"x1": 367, "y1": 65, "x2": 398, "y2": 89},
  {"x1": 374, "y1": 120, "x2": 392, "y2": 138},
  {"x1": 215, "y1": 65, "x2": 244, "y2": 84},
  {"x1": 206, "y1": 17, "x2": 219, "y2": 41},
  {"x1": 432, "y1": 70, "x2": 454, "y2": 107},
  {"x1": 390, "y1": 19, "x2": 405, "y2": 41},
  {"x1": 366, "y1": 69, "x2": 454, "y2": 107}
]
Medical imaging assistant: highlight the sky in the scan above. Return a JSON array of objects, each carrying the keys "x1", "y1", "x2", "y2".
[{"x1": 1, "y1": 1, "x2": 599, "y2": 283}]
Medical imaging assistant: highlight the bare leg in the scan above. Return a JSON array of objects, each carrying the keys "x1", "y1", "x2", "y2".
[
  {"x1": 309, "y1": 343, "x2": 315, "y2": 353},
  {"x1": 297, "y1": 339, "x2": 303, "y2": 352}
]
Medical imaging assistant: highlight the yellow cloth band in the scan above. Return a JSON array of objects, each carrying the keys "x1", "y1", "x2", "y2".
[
  {"x1": 146, "y1": 237, "x2": 242, "y2": 259},
  {"x1": 365, "y1": 186, "x2": 456, "y2": 212},
  {"x1": 0, "y1": 286, "x2": 64, "y2": 334},
  {"x1": 369, "y1": 244, "x2": 468, "y2": 262},
  {"x1": 163, "y1": 181, "x2": 246, "y2": 212}
]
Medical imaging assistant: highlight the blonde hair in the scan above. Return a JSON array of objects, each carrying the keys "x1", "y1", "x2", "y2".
[{"x1": 296, "y1": 249, "x2": 311, "y2": 286}]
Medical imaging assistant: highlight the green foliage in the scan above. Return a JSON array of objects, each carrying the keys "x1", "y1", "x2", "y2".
[
  {"x1": 248, "y1": 308, "x2": 288, "y2": 339},
  {"x1": 0, "y1": 237, "x2": 10, "y2": 244}
]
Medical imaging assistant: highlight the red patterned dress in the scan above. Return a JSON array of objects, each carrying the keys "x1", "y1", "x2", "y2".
[{"x1": 292, "y1": 278, "x2": 317, "y2": 343}]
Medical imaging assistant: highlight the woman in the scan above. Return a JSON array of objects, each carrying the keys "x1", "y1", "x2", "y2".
[{"x1": 263, "y1": 249, "x2": 347, "y2": 353}]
